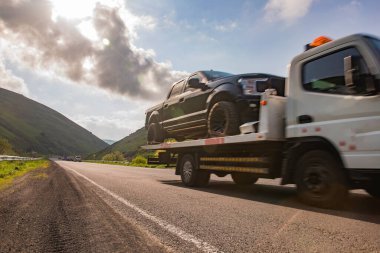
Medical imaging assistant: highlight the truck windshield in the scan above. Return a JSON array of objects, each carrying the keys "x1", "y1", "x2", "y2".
[{"x1": 203, "y1": 71, "x2": 233, "y2": 81}]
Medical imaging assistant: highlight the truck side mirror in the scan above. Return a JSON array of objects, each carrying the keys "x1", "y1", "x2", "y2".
[
  {"x1": 344, "y1": 56, "x2": 357, "y2": 88},
  {"x1": 188, "y1": 78, "x2": 206, "y2": 89}
]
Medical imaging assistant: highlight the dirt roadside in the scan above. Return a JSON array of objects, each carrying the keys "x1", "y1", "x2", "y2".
[{"x1": 0, "y1": 162, "x2": 167, "y2": 253}]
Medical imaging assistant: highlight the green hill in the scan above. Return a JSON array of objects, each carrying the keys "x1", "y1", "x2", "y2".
[
  {"x1": 0, "y1": 88, "x2": 108, "y2": 155},
  {"x1": 91, "y1": 127, "x2": 148, "y2": 160}
]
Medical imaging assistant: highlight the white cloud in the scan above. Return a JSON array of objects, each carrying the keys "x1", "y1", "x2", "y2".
[
  {"x1": 215, "y1": 21, "x2": 238, "y2": 32},
  {"x1": 339, "y1": 0, "x2": 362, "y2": 14},
  {"x1": 0, "y1": 0, "x2": 180, "y2": 100},
  {"x1": 0, "y1": 58, "x2": 28, "y2": 95},
  {"x1": 72, "y1": 111, "x2": 144, "y2": 140},
  {"x1": 264, "y1": 0, "x2": 314, "y2": 25}
]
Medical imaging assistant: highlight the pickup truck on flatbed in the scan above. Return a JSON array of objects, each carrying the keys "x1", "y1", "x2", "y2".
[
  {"x1": 142, "y1": 34, "x2": 380, "y2": 208},
  {"x1": 145, "y1": 71, "x2": 285, "y2": 143}
]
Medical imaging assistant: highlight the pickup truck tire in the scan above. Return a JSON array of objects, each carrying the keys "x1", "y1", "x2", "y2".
[
  {"x1": 295, "y1": 150, "x2": 348, "y2": 209},
  {"x1": 231, "y1": 173, "x2": 258, "y2": 185},
  {"x1": 208, "y1": 101, "x2": 239, "y2": 137},
  {"x1": 147, "y1": 123, "x2": 164, "y2": 144},
  {"x1": 180, "y1": 154, "x2": 210, "y2": 187}
]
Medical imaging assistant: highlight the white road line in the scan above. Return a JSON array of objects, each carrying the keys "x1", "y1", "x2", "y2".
[{"x1": 67, "y1": 168, "x2": 221, "y2": 253}]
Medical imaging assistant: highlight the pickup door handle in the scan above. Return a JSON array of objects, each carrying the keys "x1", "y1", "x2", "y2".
[
  {"x1": 179, "y1": 98, "x2": 185, "y2": 103},
  {"x1": 297, "y1": 115, "x2": 313, "y2": 124}
]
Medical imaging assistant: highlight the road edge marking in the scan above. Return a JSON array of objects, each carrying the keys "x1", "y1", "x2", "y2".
[{"x1": 67, "y1": 168, "x2": 221, "y2": 253}]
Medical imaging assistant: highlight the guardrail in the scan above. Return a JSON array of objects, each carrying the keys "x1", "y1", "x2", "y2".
[{"x1": 0, "y1": 155, "x2": 41, "y2": 161}]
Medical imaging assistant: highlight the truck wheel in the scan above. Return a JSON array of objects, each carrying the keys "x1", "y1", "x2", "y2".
[
  {"x1": 231, "y1": 173, "x2": 258, "y2": 185},
  {"x1": 365, "y1": 180, "x2": 380, "y2": 198},
  {"x1": 208, "y1": 101, "x2": 239, "y2": 137},
  {"x1": 180, "y1": 154, "x2": 210, "y2": 187},
  {"x1": 147, "y1": 123, "x2": 164, "y2": 144},
  {"x1": 295, "y1": 150, "x2": 348, "y2": 208}
]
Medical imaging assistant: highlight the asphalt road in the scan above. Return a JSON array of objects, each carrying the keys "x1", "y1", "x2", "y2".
[
  {"x1": 53, "y1": 161, "x2": 380, "y2": 253},
  {"x1": 2, "y1": 161, "x2": 378, "y2": 252}
]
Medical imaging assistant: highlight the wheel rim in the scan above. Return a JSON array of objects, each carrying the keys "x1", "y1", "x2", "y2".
[
  {"x1": 303, "y1": 163, "x2": 332, "y2": 197},
  {"x1": 183, "y1": 161, "x2": 193, "y2": 182},
  {"x1": 210, "y1": 108, "x2": 226, "y2": 134}
]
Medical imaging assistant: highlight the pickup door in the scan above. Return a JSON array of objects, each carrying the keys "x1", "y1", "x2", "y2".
[
  {"x1": 179, "y1": 74, "x2": 211, "y2": 130},
  {"x1": 162, "y1": 74, "x2": 212, "y2": 135}
]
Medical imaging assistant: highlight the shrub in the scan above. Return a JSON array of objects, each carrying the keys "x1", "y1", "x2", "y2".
[
  {"x1": 0, "y1": 138, "x2": 16, "y2": 155},
  {"x1": 102, "y1": 151, "x2": 124, "y2": 161},
  {"x1": 131, "y1": 155, "x2": 147, "y2": 165}
]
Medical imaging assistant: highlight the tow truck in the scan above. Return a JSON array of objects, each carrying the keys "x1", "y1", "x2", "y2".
[{"x1": 142, "y1": 34, "x2": 380, "y2": 208}]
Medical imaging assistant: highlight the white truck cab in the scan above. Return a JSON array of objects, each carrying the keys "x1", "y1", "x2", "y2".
[{"x1": 287, "y1": 34, "x2": 380, "y2": 170}]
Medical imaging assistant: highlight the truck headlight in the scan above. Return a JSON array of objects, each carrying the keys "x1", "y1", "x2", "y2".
[
  {"x1": 238, "y1": 78, "x2": 270, "y2": 95},
  {"x1": 238, "y1": 78, "x2": 257, "y2": 95}
]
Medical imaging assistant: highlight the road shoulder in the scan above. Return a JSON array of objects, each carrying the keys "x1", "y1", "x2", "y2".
[{"x1": 0, "y1": 162, "x2": 167, "y2": 253}]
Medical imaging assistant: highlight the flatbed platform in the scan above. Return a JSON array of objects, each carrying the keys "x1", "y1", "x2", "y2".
[{"x1": 141, "y1": 131, "x2": 285, "y2": 151}]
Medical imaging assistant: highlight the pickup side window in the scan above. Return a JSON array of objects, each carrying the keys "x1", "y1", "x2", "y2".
[
  {"x1": 302, "y1": 47, "x2": 371, "y2": 95},
  {"x1": 168, "y1": 80, "x2": 185, "y2": 98},
  {"x1": 185, "y1": 74, "x2": 201, "y2": 92}
]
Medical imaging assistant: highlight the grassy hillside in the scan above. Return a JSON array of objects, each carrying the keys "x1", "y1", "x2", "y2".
[
  {"x1": 91, "y1": 127, "x2": 148, "y2": 160},
  {"x1": 0, "y1": 88, "x2": 108, "y2": 155}
]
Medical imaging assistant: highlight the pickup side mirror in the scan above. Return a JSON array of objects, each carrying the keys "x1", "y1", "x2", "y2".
[{"x1": 188, "y1": 78, "x2": 207, "y2": 89}]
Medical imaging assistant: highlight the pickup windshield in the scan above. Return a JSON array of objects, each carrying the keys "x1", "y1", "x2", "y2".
[{"x1": 203, "y1": 71, "x2": 233, "y2": 81}]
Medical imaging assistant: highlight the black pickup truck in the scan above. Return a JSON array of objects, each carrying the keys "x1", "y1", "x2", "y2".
[{"x1": 145, "y1": 70, "x2": 285, "y2": 143}]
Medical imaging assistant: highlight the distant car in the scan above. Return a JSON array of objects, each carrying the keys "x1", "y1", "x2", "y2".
[
  {"x1": 74, "y1": 156, "x2": 81, "y2": 162},
  {"x1": 145, "y1": 70, "x2": 285, "y2": 143}
]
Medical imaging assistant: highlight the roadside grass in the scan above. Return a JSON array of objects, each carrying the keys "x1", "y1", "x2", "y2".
[{"x1": 0, "y1": 160, "x2": 50, "y2": 189}]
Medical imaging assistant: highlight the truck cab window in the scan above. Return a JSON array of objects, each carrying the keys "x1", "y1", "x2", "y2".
[
  {"x1": 168, "y1": 80, "x2": 185, "y2": 98},
  {"x1": 302, "y1": 47, "x2": 371, "y2": 95}
]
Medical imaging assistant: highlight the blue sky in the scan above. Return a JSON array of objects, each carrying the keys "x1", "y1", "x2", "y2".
[
  {"x1": 0, "y1": 0, "x2": 379, "y2": 140},
  {"x1": 129, "y1": 0, "x2": 379, "y2": 75}
]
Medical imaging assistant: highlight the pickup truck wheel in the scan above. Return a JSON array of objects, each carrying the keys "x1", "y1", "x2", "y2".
[
  {"x1": 180, "y1": 154, "x2": 210, "y2": 187},
  {"x1": 208, "y1": 101, "x2": 239, "y2": 137},
  {"x1": 147, "y1": 123, "x2": 164, "y2": 144},
  {"x1": 231, "y1": 173, "x2": 258, "y2": 185},
  {"x1": 295, "y1": 150, "x2": 348, "y2": 209}
]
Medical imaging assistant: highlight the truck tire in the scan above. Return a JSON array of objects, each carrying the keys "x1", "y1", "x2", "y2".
[
  {"x1": 231, "y1": 173, "x2": 258, "y2": 185},
  {"x1": 208, "y1": 101, "x2": 239, "y2": 137},
  {"x1": 365, "y1": 180, "x2": 380, "y2": 198},
  {"x1": 147, "y1": 122, "x2": 164, "y2": 144},
  {"x1": 295, "y1": 150, "x2": 348, "y2": 209},
  {"x1": 180, "y1": 154, "x2": 210, "y2": 187}
]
